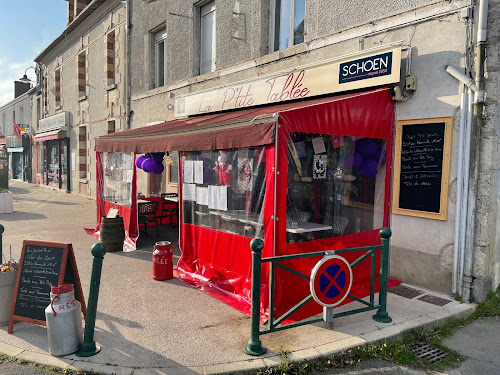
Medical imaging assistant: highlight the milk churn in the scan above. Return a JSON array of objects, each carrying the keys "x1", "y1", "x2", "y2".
[
  {"x1": 152, "y1": 241, "x2": 173, "y2": 281},
  {"x1": 45, "y1": 284, "x2": 83, "y2": 356}
]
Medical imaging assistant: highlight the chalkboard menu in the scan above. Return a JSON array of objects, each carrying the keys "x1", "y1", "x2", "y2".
[
  {"x1": 8, "y1": 240, "x2": 86, "y2": 333},
  {"x1": 393, "y1": 117, "x2": 452, "y2": 220}
]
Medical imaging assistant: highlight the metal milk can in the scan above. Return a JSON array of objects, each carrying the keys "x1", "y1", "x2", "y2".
[
  {"x1": 45, "y1": 284, "x2": 83, "y2": 356},
  {"x1": 152, "y1": 241, "x2": 173, "y2": 281}
]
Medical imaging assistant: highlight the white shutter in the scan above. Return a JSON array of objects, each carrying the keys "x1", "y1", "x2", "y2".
[{"x1": 200, "y1": 2, "x2": 216, "y2": 75}]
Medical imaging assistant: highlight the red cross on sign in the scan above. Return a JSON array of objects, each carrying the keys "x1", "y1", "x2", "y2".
[{"x1": 310, "y1": 255, "x2": 353, "y2": 307}]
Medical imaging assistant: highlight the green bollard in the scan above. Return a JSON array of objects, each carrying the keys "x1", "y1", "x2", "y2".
[
  {"x1": 244, "y1": 238, "x2": 267, "y2": 356},
  {"x1": 373, "y1": 227, "x2": 392, "y2": 323},
  {"x1": 76, "y1": 243, "x2": 106, "y2": 357},
  {"x1": 0, "y1": 224, "x2": 4, "y2": 265}
]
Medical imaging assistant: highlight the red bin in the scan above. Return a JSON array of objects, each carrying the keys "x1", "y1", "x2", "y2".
[{"x1": 152, "y1": 241, "x2": 173, "y2": 281}]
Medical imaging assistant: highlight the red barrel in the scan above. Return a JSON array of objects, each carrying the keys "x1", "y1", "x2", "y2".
[{"x1": 152, "y1": 241, "x2": 173, "y2": 281}]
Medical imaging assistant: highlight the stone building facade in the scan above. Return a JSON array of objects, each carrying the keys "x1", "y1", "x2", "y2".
[
  {"x1": 126, "y1": 0, "x2": 499, "y2": 301},
  {"x1": 32, "y1": 0, "x2": 126, "y2": 196}
]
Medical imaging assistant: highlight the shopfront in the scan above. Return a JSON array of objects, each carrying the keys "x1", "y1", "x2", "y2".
[
  {"x1": 34, "y1": 112, "x2": 70, "y2": 191},
  {"x1": 90, "y1": 43, "x2": 402, "y2": 321}
]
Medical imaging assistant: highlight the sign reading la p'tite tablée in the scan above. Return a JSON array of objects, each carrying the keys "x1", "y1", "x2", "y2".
[{"x1": 175, "y1": 42, "x2": 402, "y2": 118}]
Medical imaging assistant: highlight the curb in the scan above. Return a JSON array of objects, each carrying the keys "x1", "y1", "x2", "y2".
[{"x1": 0, "y1": 302, "x2": 475, "y2": 375}]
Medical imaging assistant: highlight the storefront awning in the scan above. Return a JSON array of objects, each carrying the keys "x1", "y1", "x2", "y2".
[
  {"x1": 34, "y1": 128, "x2": 68, "y2": 142},
  {"x1": 95, "y1": 88, "x2": 393, "y2": 153}
]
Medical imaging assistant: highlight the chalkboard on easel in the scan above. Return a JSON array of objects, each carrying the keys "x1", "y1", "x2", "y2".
[
  {"x1": 8, "y1": 240, "x2": 87, "y2": 333},
  {"x1": 393, "y1": 117, "x2": 452, "y2": 220}
]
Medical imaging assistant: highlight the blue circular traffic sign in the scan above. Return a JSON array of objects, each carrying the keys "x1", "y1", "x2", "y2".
[{"x1": 310, "y1": 255, "x2": 352, "y2": 307}]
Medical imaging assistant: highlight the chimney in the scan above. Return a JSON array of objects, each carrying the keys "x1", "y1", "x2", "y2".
[{"x1": 14, "y1": 81, "x2": 30, "y2": 98}]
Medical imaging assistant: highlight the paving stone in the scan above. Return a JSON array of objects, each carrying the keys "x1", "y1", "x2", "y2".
[
  {"x1": 0, "y1": 342, "x2": 24, "y2": 357},
  {"x1": 132, "y1": 367, "x2": 203, "y2": 375},
  {"x1": 289, "y1": 347, "x2": 322, "y2": 361},
  {"x1": 71, "y1": 360, "x2": 134, "y2": 375},
  {"x1": 16, "y1": 351, "x2": 74, "y2": 369},
  {"x1": 203, "y1": 359, "x2": 266, "y2": 374},
  {"x1": 315, "y1": 336, "x2": 366, "y2": 356}
]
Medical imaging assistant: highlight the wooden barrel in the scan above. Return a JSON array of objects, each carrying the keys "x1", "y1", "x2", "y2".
[{"x1": 100, "y1": 216, "x2": 125, "y2": 252}]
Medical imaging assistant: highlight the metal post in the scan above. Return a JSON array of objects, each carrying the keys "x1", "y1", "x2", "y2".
[
  {"x1": 373, "y1": 227, "x2": 392, "y2": 323},
  {"x1": 244, "y1": 238, "x2": 267, "y2": 356},
  {"x1": 76, "y1": 243, "x2": 106, "y2": 357},
  {"x1": 0, "y1": 224, "x2": 3, "y2": 263}
]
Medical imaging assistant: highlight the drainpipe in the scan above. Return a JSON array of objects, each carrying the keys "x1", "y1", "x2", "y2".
[
  {"x1": 452, "y1": 91, "x2": 466, "y2": 297},
  {"x1": 462, "y1": 0, "x2": 488, "y2": 302},
  {"x1": 445, "y1": 66, "x2": 477, "y2": 297},
  {"x1": 121, "y1": 0, "x2": 131, "y2": 130}
]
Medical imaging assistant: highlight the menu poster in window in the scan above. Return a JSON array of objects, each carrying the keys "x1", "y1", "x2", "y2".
[
  {"x1": 183, "y1": 160, "x2": 194, "y2": 183},
  {"x1": 183, "y1": 183, "x2": 196, "y2": 201},
  {"x1": 208, "y1": 185, "x2": 228, "y2": 211},
  {"x1": 393, "y1": 117, "x2": 452, "y2": 220},
  {"x1": 8, "y1": 240, "x2": 86, "y2": 333},
  {"x1": 194, "y1": 161, "x2": 204, "y2": 184}
]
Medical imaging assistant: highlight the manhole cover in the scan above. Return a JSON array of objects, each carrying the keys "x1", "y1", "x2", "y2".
[
  {"x1": 409, "y1": 343, "x2": 449, "y2": 363},
  {"x1": 418, "y1": 294, "x2": 452, "y2": 306},
  {"x1": 388, "y1": 285, "x2": 424, "y2": 299}
]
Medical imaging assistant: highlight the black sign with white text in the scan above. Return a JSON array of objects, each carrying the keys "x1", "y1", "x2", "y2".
[{"x1": 339, "y1": 52, "x2": 393, "y2": 84}]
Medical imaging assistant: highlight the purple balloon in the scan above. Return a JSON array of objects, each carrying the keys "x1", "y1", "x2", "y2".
[
  {"x1": 141, "y1": 158, "x2": 155, "y2": 173},
  {"x1": 135, "y1": 155, "x2": 147, "y2": 169},
  {"x1": 343, "y1": 152, "x2": 363, "y2": 170},
  {"x1": 152, "y1": 152, "x2": 165, "y2": 162},
  {"x1": 153, "y1": 163, "x2": 164, "y2": 174},
  {"x1": 360, "y1": 159, "x2": 378, "y2": 178},
  {"x1": 356, "y1": 139, "x2": 377, "y2": 159}
]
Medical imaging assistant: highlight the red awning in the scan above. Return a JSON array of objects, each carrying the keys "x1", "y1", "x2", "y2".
[
  {"x1": 34, "y1": 128, "x2": 68, "y2": 142},
  {"x1": 95, "y1": 88, "x2": 393, "y2": 153}
]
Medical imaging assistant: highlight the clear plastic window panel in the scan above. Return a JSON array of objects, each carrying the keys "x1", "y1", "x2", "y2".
[
  {"x1": 182, "y1": 147, "x2": 266, "y2": 239},
  {"x1": 102, "y1": 152, "x2": 134, "y2": 207},
  {"x1": 286, "y1": 132, "x2": 387, "y2": 243}
]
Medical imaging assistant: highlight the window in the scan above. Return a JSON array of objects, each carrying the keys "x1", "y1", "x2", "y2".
[
  {"x1": 55, "y1": 69, "x2": 61, "y2": 107},
  {"x1": 154, "y1": 29, "x2": 167, "y2": 87},
  {"x1": 200, "y1": 2, "x2": 216, "y2": 75},
  {"x1": 78, "y1": 126, "x2": 87, "y2": 178},
  {"x1": 106, "y1": 32, "x2": 115, "y2": 85},
  {"x1": 168, "y1": 151, "x2": 179, "y2": 184},
  {"x1": 43, "y1": 77, "x2": 48, "y2": 111},
  {"x1": 271, "y1": 0, "x2": 305, "y2": 52},
  {"x1": 77, "y1": 51, "x2": 86, "y2": 98}
]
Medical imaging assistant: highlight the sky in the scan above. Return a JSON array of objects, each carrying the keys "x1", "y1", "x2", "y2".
[{"x1": 0, "y1": 0, "x2": 67, "y2": 107}]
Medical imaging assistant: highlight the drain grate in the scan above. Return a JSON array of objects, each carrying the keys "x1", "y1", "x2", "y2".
[
  {"x1": 409, "y1": 343, "x2": 449, "y2": 363},
  {"x1": 417, "y1": 294, "x2": 452, "y2": 306},
  {"x1": 388, "y1": 285, "x2": 424, "y2": 299}
]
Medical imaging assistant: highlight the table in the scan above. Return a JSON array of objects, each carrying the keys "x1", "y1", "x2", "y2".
[
  {"x1": 163, "y1": 197, "x2": 179, "y2": 203},
  {"x1": 286, "y1": 220, "x2": 332, "y2": 234}
]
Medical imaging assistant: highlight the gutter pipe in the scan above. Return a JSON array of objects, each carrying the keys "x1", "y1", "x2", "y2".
[
  {"x1": 121, "y1": 0, "x2": 131, "y2": 130},
  {"x1": 462, "y1": 0, "x2": 488, "y2": 302}
]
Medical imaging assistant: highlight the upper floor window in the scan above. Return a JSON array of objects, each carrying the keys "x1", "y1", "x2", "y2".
[
  {"x1": 200, "y1": 2, "x2": 216, "y2": 75},
  {"x1": 155, "y1": 28, "x2": 167, "y2": 87},
  {"x1": 271, "y1": 0, "x2": 305, "y2": 52},
  {"x1": 106, "y1": 31, "x2": 116, "y2": 85},
  {"x1": 77, "y1": 51, "x2": 86, "y2": 99},
  {"x1": 55, "y1": 68, "x2": 61, "y2": 107}
]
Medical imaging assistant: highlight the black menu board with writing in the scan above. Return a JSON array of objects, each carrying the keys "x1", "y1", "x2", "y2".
[
  {"x1": 8, "y1": 240, "x2": 86, "y2": 333},
  {"x1": 14, "y1": 245, "x2": 63, "y2": 321},
  {"x1": 393, "y1": 117, "x2": 452, "y2": 220}
]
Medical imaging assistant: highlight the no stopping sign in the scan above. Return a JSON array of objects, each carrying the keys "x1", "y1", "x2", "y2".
[{"x1": 310, "y1": 255, "x2": 353, "y2": 307}]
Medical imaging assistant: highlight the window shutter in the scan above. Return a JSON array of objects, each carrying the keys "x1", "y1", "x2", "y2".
[{"x1": 200, "y1": 3, "x2": 216, "y2": 75}]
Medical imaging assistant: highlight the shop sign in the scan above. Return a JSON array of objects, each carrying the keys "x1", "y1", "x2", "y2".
[
  {"x1": 17, "y1": 124, "x2": 30, "y2": 134},
  {"x1": 13, "y1": 124, "x2": 22, "y2": 139},
  {"x1": 39, "y1": 112, "x2": 69, "y2": 132},
  {"x1": 175, "y1": 42, "x2": 402, "y2": 118}
]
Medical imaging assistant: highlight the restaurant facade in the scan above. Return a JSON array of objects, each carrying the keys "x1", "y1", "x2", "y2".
[{"x1": 91, "y1": 0, "x2": 500, "y2": 307}]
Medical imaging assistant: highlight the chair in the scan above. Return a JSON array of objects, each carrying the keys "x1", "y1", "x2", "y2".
[
  {"x1": 160, "y1": 193, "x2": 179, "y2": 227},
  {"x1": 138, "y1": 200, "x2": 160, "y2": 238}
]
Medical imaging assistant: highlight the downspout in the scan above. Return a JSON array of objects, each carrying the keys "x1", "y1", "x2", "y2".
[
  {"x1": 121, "y1": 0, "x2": 131, "y2": 130},
  {"x1": 452, "y1": 91, "x2": 466, "y2": 297},
  {"x1": 463, "y1": 0, "x2": 488, "y2": 302},
  {"x1": 445, "y1": 66, "x2": 477, "y2": 297}
]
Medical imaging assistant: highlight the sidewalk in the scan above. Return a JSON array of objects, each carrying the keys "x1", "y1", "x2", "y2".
[{"x1": 0, "y1": 180, "x2": 475, "y2": 375}]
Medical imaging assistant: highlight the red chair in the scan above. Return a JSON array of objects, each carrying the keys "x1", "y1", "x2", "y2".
[
  {"x1": 160, "y1": 193, "x2": 179, "y2": 227},
  {"x1": 138, "y1": 200, "x2": 160, "y2": 238}
]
